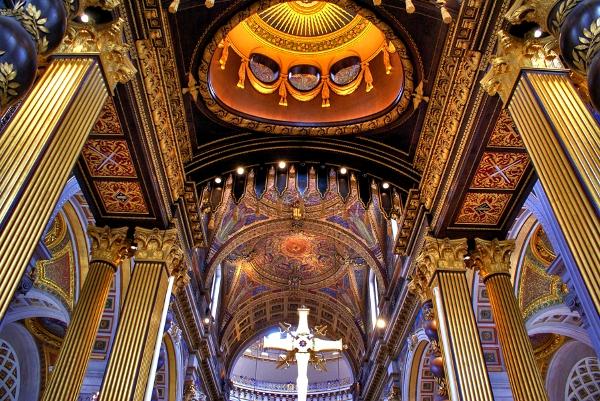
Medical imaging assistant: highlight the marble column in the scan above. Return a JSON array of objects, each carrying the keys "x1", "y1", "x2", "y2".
[
  {"x1": 471, "y1": 238, "x2": 549, "y2": 401},
  {"x1": 99, "y1": 228, "x2": 189, "y2": 401},
  {"x1": 482, "y1": 30, "x2": 600, "y2": 353},
  {"x1": 0, "y1": 19, "x2": 135, "y2": 321},
  {"x1": 41, "y1": 226, "x2": 129, "y2": 401},
  {"x1": 410, "y1": 236, "x2": 494, "y2": 401}
]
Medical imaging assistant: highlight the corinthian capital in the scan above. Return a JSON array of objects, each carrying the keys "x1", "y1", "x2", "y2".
[
  {"x1": 54, "y1": 18, "x2": 137, "y2": 93},
  {"x1": 480, "y1": 30, "x2": 562, "y2": 103},
  {"x1": 88, "y1": 226, "x2": 130, "y2": 267},
  {"x1": 471, "y1": 238, "x2": 515, "y2": 280},
  {"x1": 415, "y1": 237, "x2": 468, "y2": 284},
  {"x1": 133, "y1": 227, "x2": 189, "y2": 292}
]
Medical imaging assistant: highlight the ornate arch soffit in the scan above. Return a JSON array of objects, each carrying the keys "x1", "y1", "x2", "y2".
[
  {"x1": 205, "y1": 218, "x2": 387, "y2": 290},
  {"x1": 191, "y1": 0, "x2": 420, "y2": 135},
  {"x1": 221, "y1": 289, "x2": 365, "y2": 373}
]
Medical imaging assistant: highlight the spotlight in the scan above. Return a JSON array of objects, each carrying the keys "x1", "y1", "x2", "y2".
[
  {"x1": 278, "y1": 161, "x2": 287, "y2": 169},
  {"x1": 376, "y1": 318, "x2": 386, "y2": 329},
  {"x1": 340, "y1": 167, "x2": 347, "y2": 175},
  {"x1": 382, "y1": 182, "x2": 390, "y2": 189},
  {"x1": 533, "y1": 28, "x2": 543, "y2": 38},
  {"x1": 214, "y1": 177, "x2": 222, "y2": 184},
  {"x1": 80, "y1": 13, "x2": 90, "y2": 23},
  {"x1": 236, "y1": 167, "x2": 245, "y2": 175}
]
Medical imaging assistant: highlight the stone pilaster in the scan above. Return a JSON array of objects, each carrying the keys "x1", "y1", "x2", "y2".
[
  {"x1": 99, "y1": 228, "x2": 188, "y2": 401},
  {"x1": 471, "y1": 238, "x2": 549, "y2": 401},
  {"x1": 413, "y1": 237, "x2": 494, "y2": 401},
  {"x1": 41, "y1": 226, "x2": 129, "y2": 401}
]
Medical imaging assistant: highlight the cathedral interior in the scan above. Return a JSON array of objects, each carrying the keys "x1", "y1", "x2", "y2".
[{"x1": 0, "y1": 0, "x2": 600, "y2": 400}]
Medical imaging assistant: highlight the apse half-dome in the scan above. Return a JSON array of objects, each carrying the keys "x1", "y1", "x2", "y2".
[{"x1": 198, "y1": 0, "x2": 415, "y2": 135}]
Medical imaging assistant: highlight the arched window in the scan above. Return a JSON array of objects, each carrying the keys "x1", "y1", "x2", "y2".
[
  {"x1": 0, "y1": 338, "x2": 20, "y2": 401},
  {"x1": 391, "y1": 219, "x2": 399, "y2": 243},
  {"x1": 210, "y1": 264, "x2": 223, "y2": 320},
  {"x1": 368, "y1": 268, "x2": 379, "y2": 330},
  {"x1": 565, "y1": 357, "x2": 600, "y2": 401}
]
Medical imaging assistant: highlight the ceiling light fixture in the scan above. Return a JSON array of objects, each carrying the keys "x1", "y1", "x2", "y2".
[
  {"x1": 214, "y1": 177, "x2": 222, "y2": 184},
  {"x1": 278, "y1": 161, "x2": 287, "y2": 169},
  {"x1": 533, "y1": 28, "x2": 543, "y2": 38},
  {"x1": 376, "y1": 318, "x2": 386, "y2": 329},
  {"x1": 340, "y1": 167, "x2": 347, "y2": 175},
  {"x1": 236, "y1": 167, "x2": 245, "y2": 175},
  {"x1": 203, "y1": 317, "x2": 210, "y2": 325},
  {"x1": 382, "y1": 182, "x2": 390, "y2": 189},
  {"x1": 80, "y1": 13, "x2": 90, "y2": 23}
]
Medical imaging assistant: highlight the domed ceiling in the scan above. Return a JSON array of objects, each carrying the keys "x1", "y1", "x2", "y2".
[{"x1": 199, "y1": 0, "x2": 414, "y2": 134}]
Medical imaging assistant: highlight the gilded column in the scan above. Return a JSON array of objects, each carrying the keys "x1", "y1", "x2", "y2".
[
  {"x1": 481, "y1": 31, "x2": 600, "y2": 350},
  {"x1": 0, "y1": 19, "x2": 135, "y2": 320},
  {"x1": 41, "y1": 226, "x2": 129, "y2": 401},
  {"x1": 471, "y1": 238, "x2": 549, "y2": 401},
  {"x1": 410, "y1": 236, "x2": 494, "y2": 401},
  {"x1": 99, "y1": 228, "x2": 189, "y2": 401}
]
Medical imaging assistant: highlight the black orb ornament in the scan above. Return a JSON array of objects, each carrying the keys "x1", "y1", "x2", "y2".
[
  {"x1": 15, "y1": 0, "x2": 68, "y2": 53},
  {"x1": 588, "y1": 52, "x2": 600, "y2": 110},
  {"x1": 559, "y1": 0, "x2": 600, "y2": 74},
  {"x1": 0, "y1": 15, "x2": 38, "y2": 109}
]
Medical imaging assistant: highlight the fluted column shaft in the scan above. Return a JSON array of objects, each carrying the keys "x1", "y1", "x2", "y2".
[
  {"x1": 41, "y1": 226, "x2": 129, "y2": 401},
  {"x1": 0, "y1": 57, "x2": 107, "y2": 319},
  {"x1": 411, "y1": 237, "x2": 494, "y2": 401},
  {"x1": 472, "y1": 238, "x2": 548, "y2": 401},
  {"x1": 99, "y1": 228, "x2": 188, "y2": 401},
  {"x1": 509, "y1": 70, "x2": 600, "y2": 350}
]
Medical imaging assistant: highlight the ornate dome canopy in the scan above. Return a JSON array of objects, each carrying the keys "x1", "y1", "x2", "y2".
[{"x1": 201, "y1": 0, "x2": 414, "y2": 135}]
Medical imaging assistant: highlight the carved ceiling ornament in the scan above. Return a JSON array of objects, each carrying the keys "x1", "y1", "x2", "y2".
[
  {"x1": 480, "y1": 30, "x2": 563, "y2": 104},
  {"x1": 55, "y1": 18, "x2": 136, "y2": 94},
  {"x1": 415, "y1": 236, "x2": 468, "y2": 284},
  {"x1": 192, "y1": 0, "x2": 416, "y2": 135}
]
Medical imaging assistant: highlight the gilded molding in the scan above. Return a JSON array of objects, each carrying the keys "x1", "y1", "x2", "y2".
[
  {"x1": 135, "y1": 39, "x2": 185, "y2": 200},
  {"x1": 55, "y1": 18, "x2": 137, "y2": 93},
  {"x1": 470, "y1": 238, "x2": 514, "y2": 280},
  {"x1": 79, "y1": 0, "x2": 121, "y2": 10},
  {"x1": 88, "y1": 225, "x2": 130, "y2": 267},
  {"x1": 480, "y1": 30, "x2": 562, "y2": 104},
  {"x1": 133, "y1": 227, "x2": 189, "y2": 293}
]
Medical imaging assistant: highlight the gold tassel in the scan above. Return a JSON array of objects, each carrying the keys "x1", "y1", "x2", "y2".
[
  {"x1": 321, "y1": 80, "x2": 330, "y2": 108},
  {"x1": 237, "y1": 59, "x2": 247, "y2": 89},
  {"x1": 388, "y1": 41, "x2": 396, "y2": 54},
  {"x1": 406, "y1": 0, "x2": 415, "y2": 13},
  {"x1": 363, "y1": 63, "x2": 373, "y2": 92},
  {"x1": 437, "y1": 1, "x2": 452, "y2": 23},
  {"x1": 218, "y1": 39, "x2": 229, "y2": 70},
  {"x1": 383, "y1": 48, "x2": 392, "y2": 75},
  {"x1": 279, "y1": 80, "x2": 288, "y2": 106}
]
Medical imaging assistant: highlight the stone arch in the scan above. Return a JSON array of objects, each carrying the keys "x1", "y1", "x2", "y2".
[
  {"x1": 545, "y1": 340, "x2": 598, "y2": 401},
  {"x1": 401, "y1": 329, "x2": 429, "y2": 401},
  {"x1": 0, "y1": 322, "x2": 42, "y2": 401},
  {"x1": 221, "y1": 290, "x2": 365, "y2": 374}
]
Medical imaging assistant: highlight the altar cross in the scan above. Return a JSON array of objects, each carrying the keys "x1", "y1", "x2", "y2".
[{"x1": 263, "y1": 307, "x2": 343, "y2": 401}]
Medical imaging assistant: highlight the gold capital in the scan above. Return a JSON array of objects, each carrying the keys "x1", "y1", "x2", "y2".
[
  {"x1": 88, "y1": 226, "x2": 130, "y2": 267},
  {"x1": 415, "y1": 236, "x2": 468, "y2": 285},
  {"x1": 133, "y1": 227, "x2": 189, "y2": 293},
  {"x1": 480, "y1": 30, "x2": 562, "y2": 103},
  {"x1": 505, "y1": 0, "x2": 560, "y2": 32},
  {"x1": 470, "y1": 238, "x2": 515, "y2": 280},
  {"x1": 55, "y1": 18, "x2": 137, "y2": 93}
]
